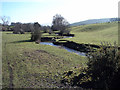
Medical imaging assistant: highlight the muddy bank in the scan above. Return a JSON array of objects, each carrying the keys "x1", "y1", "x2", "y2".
[
  {"x1": 53, "y1": 40, "x2": 120, "y2": 53},
  {"x1": 53, "y1": 40, "x2": 100, "y2": 53},
  {"x1": 41, "y1": 37, "x2": 61, "y2": 42},
  {"x1": 41, "y1": 36, "x2": 119, "y2": 53},
  {"x1": 41, "y1": 34, "x2": 74, "y2": 42},
  {"x1": 40, "y1": 42, "x2": 86, "y2": 56}
]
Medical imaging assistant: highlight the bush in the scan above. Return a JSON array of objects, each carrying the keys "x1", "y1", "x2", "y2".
[
  {"x1": 86, "y1": 42, "x2": 120, "y2": 89},
  {"x1": 31, "y1": 22, "x2": 41, "y2": 43},
  {"x1": 61, "y1": 42, "x2": 120, "y2": 89}
]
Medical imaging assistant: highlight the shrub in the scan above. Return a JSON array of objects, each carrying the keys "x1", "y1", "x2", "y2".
[
  {"x1": 31, "y1": 22, "x2": 41, "y2": 43},
  {"x1": 61, "y1": 42, "x2": 120, "y2": 89},
  {"x1": 86, "y1": 42, "x2": 120, "y2": 89}
]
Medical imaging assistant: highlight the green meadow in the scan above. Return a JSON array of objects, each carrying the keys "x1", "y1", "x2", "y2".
[
  {"x1": 63, "y1": 22, "x2": 118, "y2": 45},
  {"x1": 2, "y1": 21, "x2": 118, "y2": 88},
  {"x1": 2, "y1": 31, "x2": 86, "y2": 88}
]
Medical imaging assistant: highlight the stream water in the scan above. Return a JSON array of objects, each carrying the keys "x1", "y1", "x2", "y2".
[{"x1": 40, "y1": 42, "x2": 86, "y2": 56}]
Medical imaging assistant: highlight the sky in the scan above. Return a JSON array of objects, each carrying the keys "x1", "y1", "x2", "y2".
[{"x1": 0, "y1": 0, "x2": 119, "y2": 25}]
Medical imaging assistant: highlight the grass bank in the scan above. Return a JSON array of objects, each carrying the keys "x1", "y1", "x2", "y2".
[
  {"x1": 2, "y1": 31, "x2": 86, "y2": 88},
  {"x1": 62, "y1": 22, "x2": 118, "y2": 45}
]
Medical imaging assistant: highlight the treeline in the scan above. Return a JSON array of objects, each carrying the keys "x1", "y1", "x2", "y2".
[
  {"x1": 1, "y1": 14, "x2": 70, "y2": 35},
  {"x1": 1, "y1": 14, "x2": 71, "y2": 43},
  {"x1": 11, "y1": 22, "x2": 51, "y2": 34}
]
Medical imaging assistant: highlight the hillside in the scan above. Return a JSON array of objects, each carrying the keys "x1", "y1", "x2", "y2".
[
  {"x1": 63, "y1": 22, "x2": 118, "y2": 45},
  {"x1": 70, "y1": 18, "x2": 119, "y2": 26}
]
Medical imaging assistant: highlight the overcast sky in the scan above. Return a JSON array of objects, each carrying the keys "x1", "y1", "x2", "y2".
[{"x1": 0, "y1": 0, "x2": 119, "y2": 25}]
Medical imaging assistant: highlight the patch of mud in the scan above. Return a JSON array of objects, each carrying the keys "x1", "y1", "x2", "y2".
[
  {"x1": 21, "y1": 50, "x2": 72, "y2": 88},
  {"x1": 24, "y1": 50, "x2": 48, "y2": 56}
]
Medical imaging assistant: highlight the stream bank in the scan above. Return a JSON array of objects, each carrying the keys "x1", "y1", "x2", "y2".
[
  {"x1": 53, "y1": 40, "x2": 99, "y2": 53},
  {"x1": 40, "y1": 35, "x2": 100, "y2": 56},
  {"x1": 40, "y1": 42, "x2": 86, "y2": 56}
]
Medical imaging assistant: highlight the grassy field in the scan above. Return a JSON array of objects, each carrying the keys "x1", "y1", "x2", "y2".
[
  {"x1": 62, "y1": 22, "x2": 118, "y2": 45},
  {"x1": 2, "y1": 21, "x2": 118, "y2": 88},
  {"x1": 2, "y1": 31, "x2": 86, "y2": 88}
]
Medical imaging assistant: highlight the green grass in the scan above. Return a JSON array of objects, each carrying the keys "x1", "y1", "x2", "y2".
[
  {"x1": 42, "y1": 33, "x2": 64, "y2": 38},
  {"x1": 2, "y1": 31, "x2": 86, "y2": 88},
  {"x1": 62, "y1": 22, "x2": 118, "y2": 45},
  {"x1": 2, "y1": 21, "x2": 118, "y2": 88}
]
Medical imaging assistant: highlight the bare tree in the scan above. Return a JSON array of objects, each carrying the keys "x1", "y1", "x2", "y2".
[
  {"x1": 0, "y1": 16, "x2": 10, "y2": 26},
  {"x1": 0, "y1": 16, "x2": 10, "y2": 31},
  {"x1": 51, "y1": 14, "x2": 70, "y2": 35}
]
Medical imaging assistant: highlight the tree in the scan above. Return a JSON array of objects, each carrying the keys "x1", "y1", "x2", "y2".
[
  {"x1": 0, "y1": 16, "x2": 10, "y2": 31},
  {"x1": 0, "y1": 16, "x2": 10, "y2": 25},
  {"x1": 31, "y1": 22, "x2": 42, "y2": 43},
  {"x1": 13, "y1": 22, "x2": 24, "y2": 34},
  {"x1": 41, "y1": 26, "x2": 48, "y2": 33},
  {"x1": 51, "y1": 14, "x2": 70, "y2": 35}
]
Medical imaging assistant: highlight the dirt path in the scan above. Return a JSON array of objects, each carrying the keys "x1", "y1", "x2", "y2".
[
  {"x1": 8, "y1": 62, "x2": 14, "y2": 88},
  {"x1": 4, "y1": 42, "x2": 14, "y2": 88}
]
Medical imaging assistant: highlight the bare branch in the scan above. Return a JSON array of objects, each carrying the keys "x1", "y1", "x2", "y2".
[{"x1": 0, "y1": 16, "x2": 10, "y2": 25}]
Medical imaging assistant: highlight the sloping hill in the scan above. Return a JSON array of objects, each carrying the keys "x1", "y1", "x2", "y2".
[
  {"x1": 64, "y1": 22, "x2": 118, "y2": 45},
  {"x1": 70, "y1": 18, "x2": 119, "y2": 26},
  {"x1": 71, "y1": 22, "x2": 117, "y2": 32}
]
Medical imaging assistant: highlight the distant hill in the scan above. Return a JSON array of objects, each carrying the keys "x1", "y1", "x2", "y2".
[{"x1": 70, "y1": 18, "x2": 120, "y2": 26}]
